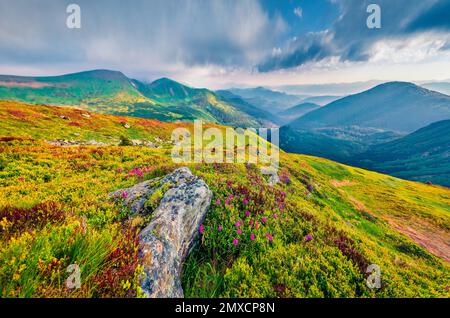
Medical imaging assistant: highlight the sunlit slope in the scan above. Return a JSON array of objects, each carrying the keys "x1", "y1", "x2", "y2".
[
  {"x1": 0, "y1": 101, "x2": 448, "y2": 298},
  {"x1": 0, "y1": 70, "x2": 272, "y2": 127},
  {"x1": 356, "y1": 120, "x2": 450, "y2": 186},
  {"x1": 0, "y1": 100, "x2": 180, "y2": 144}
]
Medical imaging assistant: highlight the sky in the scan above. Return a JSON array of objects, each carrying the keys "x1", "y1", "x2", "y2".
[{"x1": 0, "y1": 0, "x2": 449, "y2": 90}]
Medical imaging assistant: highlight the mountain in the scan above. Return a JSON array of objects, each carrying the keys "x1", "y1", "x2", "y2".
[
  {"x1": 422, "y1": 82, "x2": 450, "y2": 96},
  {"x1": 279, "y1": 102, "x2": 321, "y2": 124},
  {"x1": 0, "y1": 70, "x2": 273, "y2": 127},
  {"x1": 274, "y1": 80, "x2": 383, "y2": 96},
  {"x1": 298, "y1": 95, "x2": 341, "y2": 106},
  {"x1": 1, "y1": 100, "x2": 449, "y2": 297},
  {"x1": 355, "y1": 120, "x2": 450, "y2": 186},
  {"x1": 279, "y1": 82, "x2": 450, "y2": 186},
  {"x1": 279, "y1": 126, "x2": 366, "y2": 162},
  {"x1": 289, "y1": 82, "x2": 450, "y2": 133},
  {"x1": 215, "y1": 90, "x2": 281, "y2": 127},
  {"x1": 0, "y1": 69, "x2": 149, "y2": 112},
  {"x1": 132, "y1": 77, "x2": 272, "y2": 127},
  {"x1": 227, "y1": 87, "x2": 305, "y2": 113}
]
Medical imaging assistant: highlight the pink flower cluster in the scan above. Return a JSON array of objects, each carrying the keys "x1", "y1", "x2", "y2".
[
  {"x1": 211, "y1": 174, "x2": 291, "y2": 248},
  {"x1": 126, "y1": 166, "x2": 153, "y2": 178}
]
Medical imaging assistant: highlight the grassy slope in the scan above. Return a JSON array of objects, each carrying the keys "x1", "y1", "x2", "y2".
[
  {"x1": 0, "y1": 101, "x2": 449, "y2": 298},
  {"x1": 355, "y1": 120, "x2": 450, "y2": 186},
  {"x1": 0, "y1": 71, "x2": 265, "y2": 127}
]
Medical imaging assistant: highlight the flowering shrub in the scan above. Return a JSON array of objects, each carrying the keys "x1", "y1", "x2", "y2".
[
  {"x1": 93, "y1": 225, "x2": 142, "y2": 298},
  {"x1": 0, "y1": 202, "x2": 66, "y2": 240},
  {"x1": 0, "y1": 103, "x2": 448, "y2": 298}
]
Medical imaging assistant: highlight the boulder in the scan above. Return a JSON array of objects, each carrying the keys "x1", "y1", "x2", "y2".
[{"x1": 112, "y1": 167, "x2": 212, "y2": 298}]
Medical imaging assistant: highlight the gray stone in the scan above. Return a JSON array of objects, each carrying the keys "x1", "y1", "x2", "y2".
[
  {"x1": 45, "y1": 139, "x2": 110, "y2": 147},
  {"x1": 112, "y1": 167, "x2": 212, "y2": 298},
  {"x1": 110, "y1": 179, "x2": 159, "y2": 215}
]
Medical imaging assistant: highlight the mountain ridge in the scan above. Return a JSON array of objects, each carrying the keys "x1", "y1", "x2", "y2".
[
  {"x1": 288, "y1": 81, "x2": 450, "y2": 133},
  {"x1": 0, "y1": 69, "x2": 276, "y2": 127}
]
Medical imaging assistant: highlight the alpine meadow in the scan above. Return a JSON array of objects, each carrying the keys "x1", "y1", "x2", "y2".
[{"x1": 0, "y1": 0, "x2": 449, "y2": 302}]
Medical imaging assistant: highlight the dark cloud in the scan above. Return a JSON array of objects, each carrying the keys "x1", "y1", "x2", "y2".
[
  {"x1": 0, "y1": 0, "x2": 284, "y2": 75},
  {"x1": 406, "y1": 0, "x2": 450, "y2": 32},
  {"x1": 257, "y1": 0, "x2": 449, "y2": 72},
  {"x1": 258, "y1": 32, "x2": 334, "y2": 72},
  {"x1": 0, "y1": 0, "x2": 448, "y2": 78}
]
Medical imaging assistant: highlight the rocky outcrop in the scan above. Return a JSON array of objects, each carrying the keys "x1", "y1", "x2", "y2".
[
  {"x1": 112, "y1": 167, "x2": 212, "y2": 298},
  {"x1": 131, "y1": 139, "x2": 160, "y2": 148},
  {"x1": 46, "y1": 139, "x2": 110, "y2": 147},
  {"x1": 45, "y1": 139, "x2": 162, "y2": 148}
]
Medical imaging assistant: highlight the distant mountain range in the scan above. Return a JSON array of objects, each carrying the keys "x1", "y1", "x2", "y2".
[
  {"x1": 356, "y1": 120, "x2": 450, "y2": 186},
  {"x1": 273, "y1": 80, "x2": 384, "y2": 96},
  {"x1": 278, "y1": 102, "x2": 321, "y2": 124},
  {"x1": 0, "y1": 70, "x2": 276, "y2": 127},
  {"x1": 227, "y1": 87, "x2": 305, "y2": 113},
  {"x1": 280, "y1": 82, "x2": 450, "y2": 186},
  {"x1": 422, "y1": 82, "x2": 450, "y2": 96},
  {"x1": 289, "y1": 82, "x2": 450, "y2": 133},
  {"x1": 297, "y1": 95, "x2": 341, "y2": 106},
  {"x1": 1, "y1": 69, "x2": 449, "y2": 186}
]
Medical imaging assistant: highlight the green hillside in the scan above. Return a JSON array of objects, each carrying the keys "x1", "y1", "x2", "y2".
[
  {"x1": 279, "y1": 102, "x2": 321, "y2": 124},
  {"x1": 280, "y1": 82, "x2": 450, "y2": 186},
  {"x1": 0, "y1": 101, "x2": 449, "y2": 298},
  {"x1": 356, "y1": 120, "x2": 450, "y2": 186},
  {"x1": 215, "y1": 90, "x2": 281, "y2": 126},
  {"x1": 279, "y1": 126, "x2": 366, "y2": 163},
  {"x1": 0, "y1": 70, "x2": 273, "y2": 127}
]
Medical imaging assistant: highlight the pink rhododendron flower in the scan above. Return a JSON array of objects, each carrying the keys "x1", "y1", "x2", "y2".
[
  {"x1": 305, "y1": 234, "x2": 313, "y2": 242},
  {"x1": 237, "y1": 229, "x2": 242, "y2": 235},
  {"x1": 243, "y1": 198, "x2": 249, "y2": 205},
  {"x1": 218, "y1": 225, "x2": 223, "y2": 232},
  {"x1": 233, "y1": 238, "x2": 239, "y2": 246},
  {"x1": 262, "y1": 216, "x2": 267, "y2": 223},
  {"x1": 250, "y1": 234, "x2": 255, "y2": 241},
  {"x1": 121, "y1": 191, "x2": 128, "y2": 198},
  {"x1": 273, "y1": 213, "x2": 277, "y2": 219},
  {"x1": 199, "y1": 224, "x2": 204, "y2": 235},
  {"x1": 245, "y1": 210, "x2": 250, "y2": 217},
  {"x1": 235, "y1": 220, "x2": 241, "y2": 228},
  {"x1": 265, "y1": 233, "x2": 273, "y2": 242},
  {"x1": 216, "y1": 199, "x2": 221, "y2": 205}
]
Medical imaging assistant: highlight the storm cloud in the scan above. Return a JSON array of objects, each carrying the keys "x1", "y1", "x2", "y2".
[
  {"x1": 0, "y1": 0, "x2": 449, "y2": 85},
  {"x1": 258, "y1": 0, "x2": 450, "y2": 72},
  {"x1": 0, "y1": 0, "x2": 285, "y2": 76}
]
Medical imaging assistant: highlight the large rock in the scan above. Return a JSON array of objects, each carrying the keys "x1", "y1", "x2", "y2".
[
  {"x1": 111, "y1": 178, "x2": 160, "y2": 214},
  {"x1": 113, "y1": 167, "x2": 212, "y2": 298}
]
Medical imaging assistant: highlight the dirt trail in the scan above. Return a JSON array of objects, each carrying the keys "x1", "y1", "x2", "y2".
[
  {"x1": 330, "y1": 179, "x2": 355, "y2": 187},
  {"x1": 387, "y1": 218, "x2": 450, "y2": 263}
]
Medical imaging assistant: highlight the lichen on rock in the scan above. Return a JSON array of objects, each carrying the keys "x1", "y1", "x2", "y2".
[{"x1": 112, "y1": 167, "x2": 212, "y2": 298}]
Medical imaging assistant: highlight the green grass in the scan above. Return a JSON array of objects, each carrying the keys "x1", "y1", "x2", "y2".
[{"x1": 0, "y1": 101, "x2": 449, "y2": 298}]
